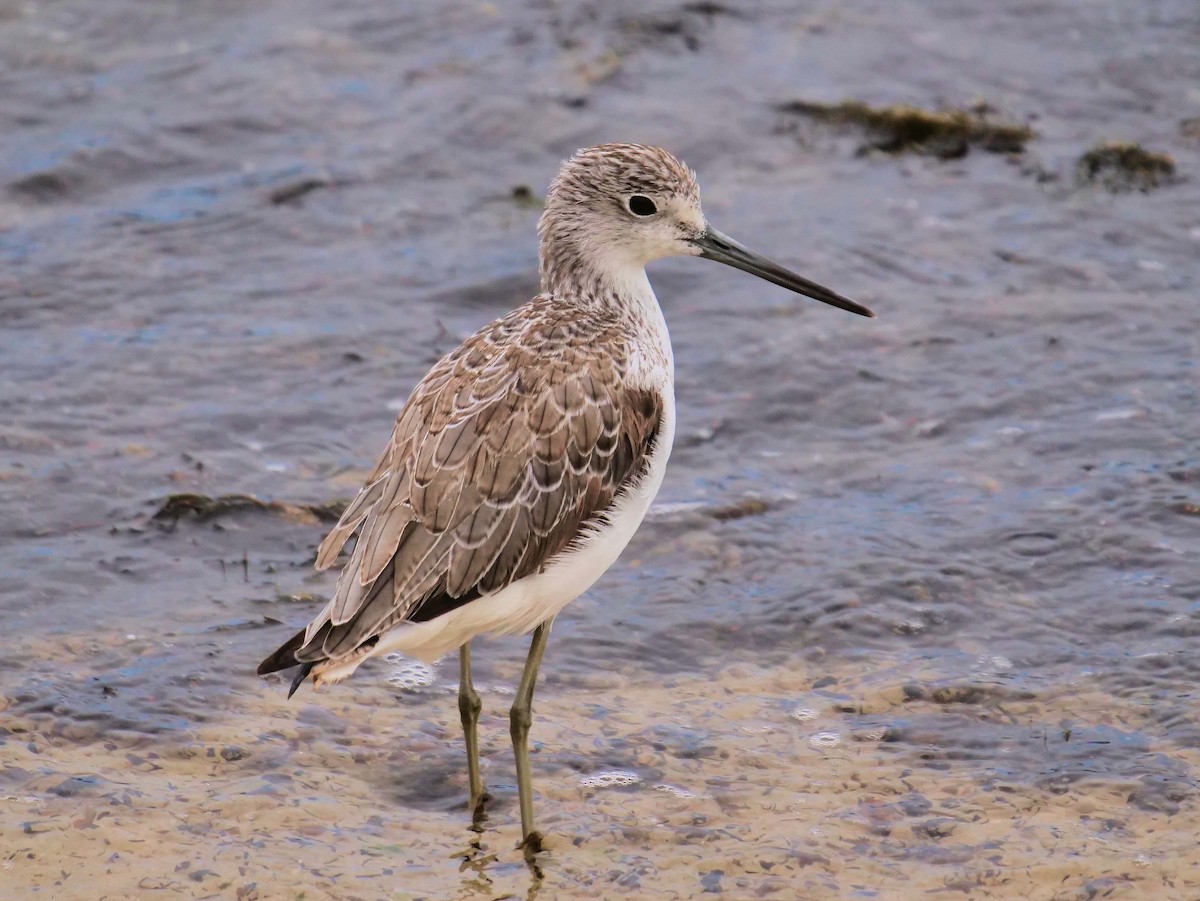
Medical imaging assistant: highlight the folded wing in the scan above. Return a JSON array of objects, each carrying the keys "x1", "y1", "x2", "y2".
[{"x1": 259, "y1": 306, "x2": 662, "y2": 675}]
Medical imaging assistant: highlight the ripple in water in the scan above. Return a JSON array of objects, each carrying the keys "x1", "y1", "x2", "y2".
[
  {"x1": 809, "y1": 731, "x2": 843, "y2": 749},
  {"x1": 853, "y1": 725, "x2": 889, "y2": 742},
  {"x1": 653, "y1": 783, "x2": 697, "y2": 799},
  {"x1": 478, "y1": 682, "x2": 516, "y2": 695}
]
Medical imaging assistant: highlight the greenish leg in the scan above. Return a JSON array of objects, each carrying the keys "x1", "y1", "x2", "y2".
[
  {"x1": 510, "y1": 620, "x2": 552, "y2": 852},
  {"x1": 458, "y1": 642, "x2": 488, "y2": 818}
]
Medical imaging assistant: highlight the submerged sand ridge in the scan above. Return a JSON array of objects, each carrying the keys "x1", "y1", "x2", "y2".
[{"x1": 2, "y1": 631, "x2": 1196, "y2": 900}]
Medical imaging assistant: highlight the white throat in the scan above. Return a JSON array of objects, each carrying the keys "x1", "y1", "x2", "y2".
[{"x1": 540, "y1": 232, "x2": 676, "y2": 387}]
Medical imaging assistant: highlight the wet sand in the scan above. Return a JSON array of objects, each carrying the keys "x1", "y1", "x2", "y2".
[
  {"x1": 3, "y1": 0, "x2": 1200, "y2": 898},
  {"x1": 5, "y1": 634, "x2": 1198, "y2": 899}
]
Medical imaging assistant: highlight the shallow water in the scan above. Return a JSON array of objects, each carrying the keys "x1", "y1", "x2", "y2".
[{"x1": 2, "y1": 0, "x2": 1199, "y2": 898}]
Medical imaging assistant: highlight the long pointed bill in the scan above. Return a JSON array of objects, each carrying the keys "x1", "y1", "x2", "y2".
[{"x1": 693, "y1": 227, "x2": 875, "y2": 318}]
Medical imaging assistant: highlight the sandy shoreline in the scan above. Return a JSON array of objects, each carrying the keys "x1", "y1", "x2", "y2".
[{"x1": 4, "y1": 637, "x2": 1196, "y2": 900}]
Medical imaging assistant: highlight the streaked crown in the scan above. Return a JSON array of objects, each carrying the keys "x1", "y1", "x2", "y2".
[{"x1": 546, "y1": 144, "x2": 700, "y2": 207}]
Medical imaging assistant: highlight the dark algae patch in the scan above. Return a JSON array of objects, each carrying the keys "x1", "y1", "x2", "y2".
[
  {"x1": 707, "y1": 496, "x2": 771, "y2": 522},
  {"x1": 151, "y1": 493, "x2": 346, "y2": 525},
  {"x1": 778, "y1": 100, "x2": 1034, "y2": 159},
  {"x1": 1076, "y1": 141, "x2": 1177, "y2": 192},
  {"x1": 510, "y1": 184, "x2": 544, "y2": 208},
  {"x1": 268, "y1": 178, "x2": 329, "y2": 205}
]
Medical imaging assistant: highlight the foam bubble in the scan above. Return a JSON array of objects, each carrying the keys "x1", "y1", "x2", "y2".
[
  {"x1": 384, "y1": 658, "x2": 437, "y2": 691},
  {"x1": 789, "y1": 707, "x2": 819, "y2": 723},
  {"x1": 974, "y1": 653, "x2": 1013, "y2": 674},
  {"x1": 579, "y1": 769, "x2": 641, "y2": 789}
]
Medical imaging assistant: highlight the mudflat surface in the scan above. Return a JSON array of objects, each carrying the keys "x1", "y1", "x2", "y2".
[{"x1": 2, "y1": 1, "x2": 1199, "y2": 899}]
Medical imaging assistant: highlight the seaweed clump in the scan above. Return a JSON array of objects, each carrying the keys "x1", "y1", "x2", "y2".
[
  {"x1": 152, "y1": 493, "x2": 346, "y2": 525},
  {"x1": 510, "y1": 184, "x2": 544, "y2": 209},
  {"x1": 1075, "y1": 141, "x2": 1176, "y2": 192},
  {"x1": 778, "y1": 100, "x2": 1034, "y2": 160}
]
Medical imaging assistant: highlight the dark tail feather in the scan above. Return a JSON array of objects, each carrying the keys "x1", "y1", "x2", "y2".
[
  {"x1": 257, "y1": 625, "x2": 307, "y2": 675},
  {"x1": 257, "y1": 625, "x2": 323, "y2": 698},
  {"x1": 287, "y1": 661, "x2": 317, "y2": 699}
]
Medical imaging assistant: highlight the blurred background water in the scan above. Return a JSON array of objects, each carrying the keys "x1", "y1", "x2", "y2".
[{"x1": 1, "y1": 1, "x2": 1198, "y2": 898}]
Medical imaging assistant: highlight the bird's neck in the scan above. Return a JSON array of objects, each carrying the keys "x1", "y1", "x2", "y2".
[{"x1": 538, "y1": 234, "x2": 674, "y2": 382}]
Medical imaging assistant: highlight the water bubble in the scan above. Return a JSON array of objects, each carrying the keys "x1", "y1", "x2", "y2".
[
  {"x1": 789, "y1": 707, "x2": 819, "y2": 723},
  {"x1": 579, "y1": 769, "x2": 641, "y2": 789},
  {"x1": 809, "y1": 731, "x2": 842, "y2": 750},
  {"x1": 384, "y1": 658, "x2": 437, "y2": 691}
]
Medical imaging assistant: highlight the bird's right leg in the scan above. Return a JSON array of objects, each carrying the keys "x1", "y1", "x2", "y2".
[
  {"x1": 511, "y1": 620, "x2": 552, "y2": 854},
  {"x1": 458, "y1": 641, "x2": 488, "y2": 819}
]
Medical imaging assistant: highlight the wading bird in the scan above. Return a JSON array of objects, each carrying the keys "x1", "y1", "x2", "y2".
[{"x1": 258, "y1": 143, "x2": 873, "y2": 851}]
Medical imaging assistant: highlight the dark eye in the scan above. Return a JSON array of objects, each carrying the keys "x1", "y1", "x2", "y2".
[{"x1": 627, "y1": 195, "x2": 657, "y2": 217}]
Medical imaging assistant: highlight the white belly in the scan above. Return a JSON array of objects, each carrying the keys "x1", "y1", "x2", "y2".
[{"x1": 316, "y1": 390, "x2": 676, "y2": 681}]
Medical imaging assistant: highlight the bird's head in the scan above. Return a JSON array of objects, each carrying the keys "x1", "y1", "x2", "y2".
[{"x1": 539, "y1": 143, "x2": 874, "y2": 318}]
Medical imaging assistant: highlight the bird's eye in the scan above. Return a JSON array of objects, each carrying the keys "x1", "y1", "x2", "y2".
[{"x1": 627, "y1": 195, "x2": 658, "y2": 217}]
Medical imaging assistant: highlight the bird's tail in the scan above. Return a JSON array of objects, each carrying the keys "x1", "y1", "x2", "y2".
[{"x1": 257, "y1": 626, "x2": 322, "y2": 698}]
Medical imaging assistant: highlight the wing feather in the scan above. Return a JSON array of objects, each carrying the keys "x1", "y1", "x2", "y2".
[
  {"x1": 315, "y1": 464, "x2": 392, "y2": 571},
  {"x1": 359, "y1": 506, "x2": 413, "y2": 586}
]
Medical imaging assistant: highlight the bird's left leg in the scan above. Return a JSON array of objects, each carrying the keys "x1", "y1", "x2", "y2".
[
  {"x1": 458, "y1": 641, "x2": 488, "y2": 820},
  {"x1": 510, "y1": 619, "x2": 552, "y2": 853}
]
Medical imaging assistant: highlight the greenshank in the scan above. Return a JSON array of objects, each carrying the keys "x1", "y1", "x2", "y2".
[{"x1": 258, "y1": 143, "x2": 874, "y2": 851}]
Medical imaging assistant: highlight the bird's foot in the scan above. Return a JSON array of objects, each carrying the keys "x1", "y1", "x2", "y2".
[
  {"x1": 520, "y1": 830, "x2": 546, "y2": 879},
  {"x1": 468, "y1": 789, "x2": 492, "y2": 831},
  {"x1": 519, "y1": 829, "x2": 545, "y2": 856}
]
